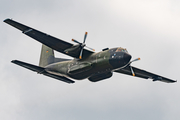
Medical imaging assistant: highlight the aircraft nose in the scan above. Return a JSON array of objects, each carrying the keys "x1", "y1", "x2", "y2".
[{"x1": 123, "y1": 53, "x2": 132, "y2": 63}]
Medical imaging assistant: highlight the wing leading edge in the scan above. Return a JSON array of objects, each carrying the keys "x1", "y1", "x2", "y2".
[
  {"x1": 4, "y1": 18, "x2": 94, "y2": 59},
  {"x1": 115, "y1": 65, "x2": 176, "y2": 83},
  {"x1": 12, "y1": 60, "x2": 75, "y2": 83}
]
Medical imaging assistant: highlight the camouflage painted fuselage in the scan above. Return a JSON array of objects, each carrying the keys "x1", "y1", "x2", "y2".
[{"x1": 45, "y1": 47, "x2": 131, "y2": 82}]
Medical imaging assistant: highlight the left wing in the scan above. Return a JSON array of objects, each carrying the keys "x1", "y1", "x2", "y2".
[
  {"x1": 115, "y1": 65, "x2": 177, "y2": 83},
  {"x1": 4, "y1": 18, "x2": 94, "y2": 59}
]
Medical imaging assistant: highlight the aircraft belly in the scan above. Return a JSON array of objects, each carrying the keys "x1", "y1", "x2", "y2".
[
  {"x1": 67, "y1": 62, "x2": 93, "y2": 80},
  {"x1": 68, "y1": 59, "x2": 113, "y2": 80}
]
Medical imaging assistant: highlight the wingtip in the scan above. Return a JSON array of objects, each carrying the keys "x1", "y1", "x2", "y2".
[
  {"x1": 69, "y1": 81, "x2": 75, "y2": 84},
  {"x1": 11, "y1": 60, "x2": 17, "y2": 63},
  {"x1": 169, "y1": 79, "x2": 177, "y2": 83},
  {"x1": 3, "y1": 18, "x2": 11, "y2": 22},
  {"x1": 169, "y1": 80, "x2": 177, "y2": 83}
]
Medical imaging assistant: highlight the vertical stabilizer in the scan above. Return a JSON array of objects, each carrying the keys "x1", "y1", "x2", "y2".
[{"x1": 39, "y1": 44, "x2": 55, "y2": 67}]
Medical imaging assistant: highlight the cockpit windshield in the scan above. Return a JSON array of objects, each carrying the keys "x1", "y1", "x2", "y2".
[{"x1": 115, "y1": 47, "x2": 128, "y2": 53}]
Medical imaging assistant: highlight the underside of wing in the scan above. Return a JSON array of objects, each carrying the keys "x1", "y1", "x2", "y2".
[
  {"x1": 12, "y1": 60, "x2": 75, "y2": 83},
  {"x1": 115, "y1": 65, "x2": 177, "y2": 83},
  {"x1": 4, "y1": 18, "x2": 94, "y2": 59}
]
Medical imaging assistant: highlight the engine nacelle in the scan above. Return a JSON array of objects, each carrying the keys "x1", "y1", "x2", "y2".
[{"x1": 64, "y1": 44, "x2": 81, "y2": 55}]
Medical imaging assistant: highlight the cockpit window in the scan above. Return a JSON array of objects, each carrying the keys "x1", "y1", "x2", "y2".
[{"x1": 115, "y1": 47, "x2": 128, "y2": 53}]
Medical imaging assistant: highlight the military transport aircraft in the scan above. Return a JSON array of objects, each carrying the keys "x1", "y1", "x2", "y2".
[{"x1": 4, "y1": 18, "x2": 177, "y2": 83}]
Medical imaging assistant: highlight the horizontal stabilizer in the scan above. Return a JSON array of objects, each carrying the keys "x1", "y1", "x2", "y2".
[
  {"x1": 12, "y1": 60, "x2": 75, "y2": 83},
  {"x1": 12, "y1": 60, "x2": 44, "y2": 73}
]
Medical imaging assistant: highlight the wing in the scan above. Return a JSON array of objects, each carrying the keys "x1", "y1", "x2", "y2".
[
  {"x1": 4, "y1": 18, "x2": 94, "y2": 59},
  {"x1": 114, "y1": 65, "x2": 177, "y2": 83},
  {"x1": 12, "y1": 60, "x2": 75, "y2": 83}
]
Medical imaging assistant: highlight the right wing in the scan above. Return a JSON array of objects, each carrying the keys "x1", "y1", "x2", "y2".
[
  {"x1": 4, "y1": 18, "x2": 94, "y2": 59},
  {"x1": 12, "y1": 60, "x2": 75, "y2": 83},
  {"x1": 115, "y1": 65, "x2": 177, "y2": 83}
]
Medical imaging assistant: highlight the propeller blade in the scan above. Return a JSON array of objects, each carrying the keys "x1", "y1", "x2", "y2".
[
  {"x1": 72, "y1": 32, "x2": 94, "y2": 59},
  {"x1": 128, "y1": 58, "x2": 140, "y2": 76},
  {"x1": 130, "y1": 65, "x2": 135, "y2": 76},
  {"x1": 83, "y1": 32, "x2": 88, "y2": 43},
  {"x1": 85, "y1": 46, "x2": 95, "y2": 51},
  {"x1": 129, "y1": 58, "x2": 140, "y2": 64},
  {"x1": 79, "y1": 48, "x2": 84, "y2": 59},
  {"x1": 72, "y1": 39, "x2": 81, "y2": 44}
]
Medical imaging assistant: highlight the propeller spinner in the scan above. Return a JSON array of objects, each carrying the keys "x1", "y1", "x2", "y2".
[{"x1": 72, "y1": 32, "x2": 95, "y2": 59}]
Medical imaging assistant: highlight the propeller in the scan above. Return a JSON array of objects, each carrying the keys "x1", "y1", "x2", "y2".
[
  {"x1": 129, "y1": 58, "x2": 140, "y2": 76},
  {"x1": 72, "y1": 32, "x2": 95, "y2": 59}
]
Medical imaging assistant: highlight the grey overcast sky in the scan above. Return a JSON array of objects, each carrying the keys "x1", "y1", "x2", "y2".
[{"x1": 1, "y1": 0, "x2": 180, "y2": 120}]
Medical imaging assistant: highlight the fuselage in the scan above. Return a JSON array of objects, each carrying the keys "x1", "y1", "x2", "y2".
[{"x1": 45, "y1": 47, "x2": 132, "y2": 81}]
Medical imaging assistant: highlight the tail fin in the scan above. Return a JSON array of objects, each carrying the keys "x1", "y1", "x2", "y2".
[{"x1": 39, "y1": 44, "x2": 55, "y2": 67}]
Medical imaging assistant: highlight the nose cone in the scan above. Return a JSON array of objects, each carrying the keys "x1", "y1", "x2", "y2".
[{"x1": 123, "y1": 53, "x2": 132, "y2": 63}]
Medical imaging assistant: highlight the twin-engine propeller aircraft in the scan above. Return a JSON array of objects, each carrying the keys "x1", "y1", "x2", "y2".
[{"x1": 4, "y1": 18, "x2": 176, "y2": 83}]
